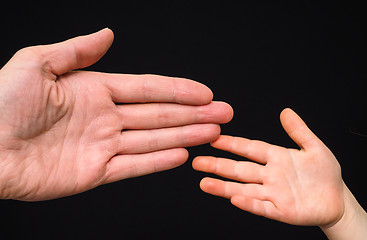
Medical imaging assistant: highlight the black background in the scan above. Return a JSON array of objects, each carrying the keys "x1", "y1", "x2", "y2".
[{"x1": 0, "y1": 1, "x2": 366, "y2": 239}]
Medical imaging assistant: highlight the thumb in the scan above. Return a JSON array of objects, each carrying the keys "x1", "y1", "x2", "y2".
[
  {"x1": 47, "y1": 28, "x2": 114, "y2": 75},
  {"x1": 13, "y1": 28, "x2": 114, "y2": 76},
  {"x1": 280, "y1": 108, "x2": 322, "y2": 150}
]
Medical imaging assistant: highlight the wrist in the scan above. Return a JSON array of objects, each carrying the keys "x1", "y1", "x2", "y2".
[{"x1": 321, "y1": 182, "x2": 367, "y2": 240}]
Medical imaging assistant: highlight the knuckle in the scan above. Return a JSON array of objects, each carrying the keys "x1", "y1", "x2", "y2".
[
  {"x1": 15, "y1": 45, "x2": 43, "y2": 60},
  {"x1": 13, "y1": 46, "x2": 49, "y2": 70}
]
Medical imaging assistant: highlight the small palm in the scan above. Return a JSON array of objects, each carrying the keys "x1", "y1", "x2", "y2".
[{"x1": 261, "y1": 146, "x2": 344, "y2": 225}]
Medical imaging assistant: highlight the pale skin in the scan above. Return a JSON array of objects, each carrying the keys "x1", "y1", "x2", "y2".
[
  {"x1": 0, "y1": 28, "x2": 234, "y2": 201},
  {"x1": 193, "y1": 108, "x2": 367, "y2": 239}
]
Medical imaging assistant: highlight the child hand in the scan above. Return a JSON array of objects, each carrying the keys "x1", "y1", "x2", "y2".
[{"x1": 193, "y1": 108, "x2": 345, "y2": 227}]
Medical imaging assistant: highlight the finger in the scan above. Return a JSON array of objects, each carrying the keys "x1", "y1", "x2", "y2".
[
  {"x1": 192, "y1": 156, "x2": 263, "y2": 183},
  {"x1": 24, "y1": 28, "x2": 114, "y2": 75},
  {"x1": 98, "y1": 73, "x2": 214, "y2": 105},
  {"x1": 210, "y1": 135, "x2": 280, "y2": 165},
  {"x1": 231, "y1": 195, "x2": 281, "y2": 220},
  {"x1": 119, "y1": 101, "x2": 233, "y2": 130},
  {"x1": 199, "y1": 177, "x2": 265, "y2": 200},
  {"x1": 280, "y1": 108, "x2": 322, "y2": 150},
  {"x1": 118, "y1": 124, "x2": 221, "y2": 154},
  {"x1": 104, "y1": 148, "x2": 188, "y2": 183}
]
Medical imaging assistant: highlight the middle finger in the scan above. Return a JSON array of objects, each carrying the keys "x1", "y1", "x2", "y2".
[{"x1": 118, "y1": 101, "x2": 233, "y2": 130}]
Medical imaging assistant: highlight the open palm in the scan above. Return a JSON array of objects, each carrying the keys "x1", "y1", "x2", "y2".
[
  {"x1": 193, "y1": 108, "x2": 345, "y2": 227},
  {"x1": 0, "y1": 29, "x2": 233, "y2": 201}
]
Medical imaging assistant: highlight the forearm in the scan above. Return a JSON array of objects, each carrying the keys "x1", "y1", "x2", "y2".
[{"x1": 321, "y1": 182, "x2": 367, "y2": 240}]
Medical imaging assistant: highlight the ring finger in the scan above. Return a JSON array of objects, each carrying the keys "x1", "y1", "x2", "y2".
[{"x1": 118, "y1": 123, "x2": 221, "y2": 154}]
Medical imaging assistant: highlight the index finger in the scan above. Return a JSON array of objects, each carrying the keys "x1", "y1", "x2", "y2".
[
  {"x1": 210, "y1": 135, "x2": 280, "y2": 165},
  {"x1": 97, "y1": 73, "x2": 214, "y2": 105}
]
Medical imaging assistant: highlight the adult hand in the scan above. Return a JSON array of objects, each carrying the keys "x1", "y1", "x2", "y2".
[{"x1": 0, "y1": 29, "x2": 233, "y2": 201}]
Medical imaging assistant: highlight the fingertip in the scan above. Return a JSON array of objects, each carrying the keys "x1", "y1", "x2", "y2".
[
  {"x1": 199, "y1": 177, "x2": 216, "y2": 193},
  {"x1": 210, "y1": 135, "x2": 230, "y2": 148},
  {"x1": 152, "y1": 148, "x2": 189, "y2": 174},
  {"x1": 95, "y1": 27, "x2": 114, "y2": 39},
  {"x1": 183, "y1": 79, "x2": 213, "y2": 105},
  {"x1": 280, "y1": 107, "x2": 303, "y2": 132},
  {"x1": 102, "y1": 27, "x2": 114, "y2": 36},
  {"x1": 192, "y1": 156, "x2": 212, "y2": 171},
  {"x1": 158, "y1": 148, "x2": 189, "y2": 171},
  {"x1": 280, "y1": 107, "x2": 296, "y2": 122},
  {"x1": 226, "y1": 103, "x2": 234, "y2": 123},
  {"x1": 201, "y1": 124, "x2": 221, "y2": 143},
  {"x1": 201, "y1": 82, "x2": 214, "y2": 103},
  {"x1": 280, "y1": 108, "x2": 321, "y2": 149},
  {"x1": 280, "y1": 107, "x2": 291, "y2": 118},
  {"x1": 44, "y1": 28, "x2": 115, "y2": 75},
  {"x1": 215, "y1": 101, "x2": 234, "y2": 124},
  {"x1": 205, "y1": 85, "x2": 214, "y2": 104},
  {"x1": 93, "y1": 27, "x2": 115, "y2": 51},
  {"x1": 171, "y1": 148, "x2": 189, "y2": 167},
  {"x1": 187, "y1": 81, "x2": 213, "y2": 105},
  {"x1": 192, "y1": 156, "x2": 201, "y2": 170}
]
